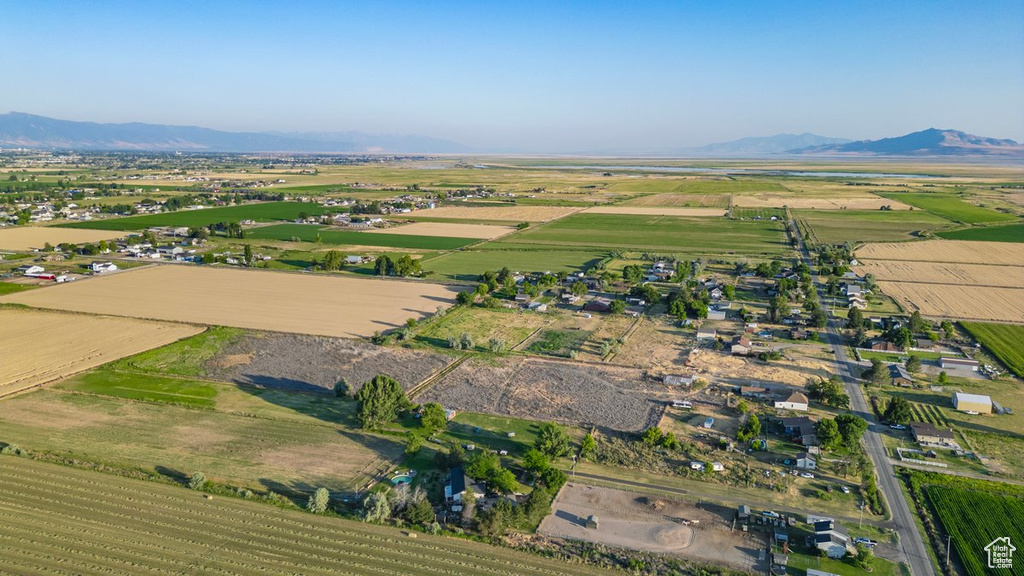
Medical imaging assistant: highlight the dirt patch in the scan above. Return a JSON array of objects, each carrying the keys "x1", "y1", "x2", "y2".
[
  {"x1": 686, "y1": 348, "x2": 832, "y2": 387},
  {"x1": 583, "y1": 206, "x2": 727, "y2": 217},
  {"x1": 205, "y1": 332, "x2": 453, "y2": 393},
  {"x1": 540, "y1": 483, "x2": 762, "y2": 571},
  {"x1": 0, "y1": 226, "x2": 129, "y2": 251},
  {"x1": 419, "y1": 357, "x2": 665, "y2": 431},
  {"x1": 365, "y1": 222, "x2": 515, "y2": 239},
  {"x1": 0, "y1": 265, "x2": 460, "y2": 338}
]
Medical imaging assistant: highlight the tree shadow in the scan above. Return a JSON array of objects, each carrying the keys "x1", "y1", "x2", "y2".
[
  {"x1": 155, "y1": 465, "x2": 188, "y2": 486},
  {"x1": 234, "y1": 373, "x2": 328, "y2": 394}
]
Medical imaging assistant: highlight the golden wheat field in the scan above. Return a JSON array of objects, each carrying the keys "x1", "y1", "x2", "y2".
[
  {"x1": 0, "y1": 308, "x2": 201, "y2": 394},
  {"x1": 0, "y1": 266, "x2": 461, "y2": 338},
  {"x1": 733, "y1": 195, "x2": 911, "y2": 210},
  {"x1": 413, "y1": 205, "x2": 580, "y2": 221},
  {"x1": 620, "y1": 193, "x2": 728, "y2": 207},
  {"x1": 582, "y1": 206, "x2": 727, "y2": 217},
  {"x1": 856, "y1": 240, "x2": 1024, "y2": 266},
  {"x1": 365, "y1": 221, "x2": 515, "y2": 239},
  {"x1": 877, "y1": 282, "x2": 1024, "y2": 322},
  {"x1": 857, "y1": 261, "x2": 1024, "y2": 288},
  {"x1": 0, "y1": 227, "x2": 129, "y2": 251}
]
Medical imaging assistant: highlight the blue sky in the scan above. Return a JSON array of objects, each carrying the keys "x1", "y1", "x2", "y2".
[{"x1": 2, "y1": 1, "x2": 1022, "y2": 151}]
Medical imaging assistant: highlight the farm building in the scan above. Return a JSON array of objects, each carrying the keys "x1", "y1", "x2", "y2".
[
  {"x1": 740, "y1": 385, "x2": 769, "y2": 399},
  {"x1": 730, "y1": 335, "x2": 752, "y2": 356},
  {"x1": 909, "y1": 422, "x2": 956, "y2": 447},
  {"x1": 663, "y1": 374, "x2": 695, "y2": 387},
  {"x1": 941, "y1": 357, "x2": 980, "y2": 371},
  {"x1": 583, "y1": 298, "x2": 611, "y2": 313},
  {"x1": 696, "y1": 328, "x2": 716, "y2": 340},
  {"x1": 774, "y1": 391, "x2": 809, "y2": 412},
  {"x1": 16, "y1": 265, "x2": 44, "y2": 275},
  {"x1": 795, "y1": 453, "x2": 816, "y2": 470},
  {"x1": 889, "y1": 364, "x2": 914, "y2": 387},
  {"x1": 952, "y1": 392, "x2": 992, "y2": 414},
  {"x1": 706, "y1": 309, "x2": 726, "y2": 321}
]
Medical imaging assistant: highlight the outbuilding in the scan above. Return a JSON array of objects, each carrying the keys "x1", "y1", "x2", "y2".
[
  {"x1": 952, "y1": 392, "x2": 992, "y2": 414},
  {"x1": 941, "y1": 357, "x2": 980, "y2": 372}
]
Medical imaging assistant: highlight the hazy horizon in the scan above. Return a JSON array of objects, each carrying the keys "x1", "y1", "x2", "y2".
[{"x1": 2, "y1": 1, "x2": 1022, "y2": 151}]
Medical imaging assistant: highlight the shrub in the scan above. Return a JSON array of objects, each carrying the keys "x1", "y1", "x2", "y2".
[{"x1": 188, "y1": 472, "x2": 207, "y2": 491}]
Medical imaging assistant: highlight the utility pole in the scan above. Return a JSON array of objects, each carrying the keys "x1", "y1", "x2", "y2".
[{"x1": 947, "y1": 534, "x2": 952, "y2": 569}]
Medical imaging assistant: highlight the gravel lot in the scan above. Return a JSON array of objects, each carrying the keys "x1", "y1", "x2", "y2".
[
  {"x1": 420, "y1": 357, "x2": 665, "y2": 431},
  {"x1": 206, "y1": 332, "x2": 453, "y2": 393}
]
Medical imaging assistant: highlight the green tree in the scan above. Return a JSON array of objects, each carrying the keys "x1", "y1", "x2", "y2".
[
  {"x1": 488, "y1": 468, "x2": 518, "y2": 494},
  {"x1": 404, "y1": 497, "x2": 434, "y2": 524},
  {"x1": 883, "y1": 396, "x2": 912, "y2": 425},
  {"x1": 466, "y1": 451, "x2": 501, "y2": 480},
  {"x1": 809, "y1": 308, "x2": 828, "y2": 328},
  {"x1": 362, "y1": 491, "x2": 391, "y2": 523},
  {"x1": 188, "y1": 472, "x2": 207, "y2": 491},
  {"x1": 355, "y1": 374, "x2": 409, "y2": 429},
  {"x1": 835, "y1": 414, "x2": 868, "y2": 449},
  {"x1": 609, "y1": 299, "x2": 626, "y2": 314},
  {"x1": 909, "y1": 310, "x2": 927, "y2": 333},
  {"x1": 862, "y1": 359, "x2": 889, "y2": 386},
  {"x1": 737, "y1": 414, "x2": 762, "y2": 442},
  {"x1": 853, "y1": 543, "x2": 874, "y2": 570},
  {"x1": 487, "y1": 337, "x2": 508, "y2": 353},
  {"x1": 243, "y1": 244, "x2": 254, "y2": 267},
  {"x1": 905, "y1": 354, "x2": 922, "y2": 373},
  {"x1": 333, "y1": 378, "x2": 350, "y2": 397},
  {"x1": 540, "y1": 467, "x2": 568, "y2": 491},
  {"x1": 940, "y1": 320, "x2": 955, "y2": 339},
  {"x1": 767, "y1": 294, "x2": 788, "y2": 323},
  {"x1": 847, "y1": 305, "x2": 865, "y2": 329},
  {"x1": 459, "y1": 332, "x2": 474, "y2": 350},
  {"x1": 307, "y1": 487, "x2": 330, "y2": 514},
  {"x1": 816, "y1": 418, "x2": 842, "y2": 450},
  {"x1": 374, "y1": 254, "x2": 393, "y2": 276},
  {"x1": 521, "y1": 486, "x2": 551, "y2": 524},
  {"x1": 535, "y1": 422, "x2": 572, "y2": 458},
  {"x1": 456, "y1": 290, "x2": 475, "y2": 305},
  {"x1": 570, "y1": 281, "x2": 587, "y2": 297},
  {"x1": 322, "y1": 250, "x2": 345, "y2": 271},
  {"x1": 420, "y1": 402, "x2": 447, "y2": 433},
  {"x1": 579, "y1": 433, "x2": 597, "y2": 460},
  {"x1": 622, "y1": 264, "x2": 644, "y2": 285},
  {"x1": 641, "y1": 426, "x2": 664, "y2": 445},
  {"x1": 521, "y1": 449, "x2": 550, "y2": 472},
  {"x1": 937, "y1": 371, "x2": 948, "y2": 385},
  {"x1": 722, "y1": 284, "x2": 735, "y2": 299}
]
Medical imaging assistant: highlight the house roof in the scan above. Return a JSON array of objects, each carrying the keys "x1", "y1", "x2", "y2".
[
  {"x1": 889, "y1": 364, "x2": 913, "y2": 381},
  {"x1": 954, "y1": 392, "x2": 991, "y2": 405},
  {"x1": 782, "y1": 391, "x2": 809, "y2": 405},
  {"x1": 943, "y1": 357, "x2": 980, "y2": 366},
  {"x1": 448, "y1": 466, "x2": 467, "y2": 494},
  {"x1": 797, "y1": 452, "x2": 815, "y2": 461},
  {"x1": 779, "y1": 416, "x2": 813, "y2": 428},
  {"x1": 909, "y1": 421, "x2": 954, "y2": 440}
]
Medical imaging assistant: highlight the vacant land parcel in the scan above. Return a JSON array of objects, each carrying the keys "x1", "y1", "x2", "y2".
[
  {"x1": 0, "y1": 308, "x2": 201, "y2": 395},
  {"x1": 409, "y1": 205, "x2": 580, "y2": 222},
  {"x1": 938, "y1": 223, "x2": 1024, "y2": 243},
  {"x1": 0, "y1": 266, "x2": 460, "y2": 338},
  {"x1": 0, "y1": 226, "x2": 129, "y2": 250},
  {"x1": 245, "y1": 223, "x2": 477, "y2": 249},
  {"x1": 796, "y1": 209, "x2": 951, "y2": 243},
  {"x1": 63, "y1": 201, "x2": 328, "y2": 231},
  {"x1": 878, "y1": 193, "x2": 1017, "y2": 224},
  {"x1": 365, "y1": 221, "x2": 514, "y2": 239}
]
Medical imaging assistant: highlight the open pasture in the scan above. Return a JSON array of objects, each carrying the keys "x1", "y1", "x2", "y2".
[
  {"x1": 856, "y1": 239, "x2": 1024, "y2": 266},
  {"x1": 605, "y1": 177, "x2": 787, "y2": 195},
  {"x1": 365, "y1": 221, "x2": 514, "y2": 239},
  {"x1": 857, "y1": 260, "x2": 1024, "y2": 288},
  {"x1": 61, "y1": 202, "x2": 328, "y2": 231},
  {"x1": 878, "y1": 193, "x2": 1017, "y2": 224},
  {"x1": 0, "y1": 226, "x2": 129, "y2": 250},
  {"x1": 0, "y1": 309, "x2": 201, "y2": 395},
  {"x1": 877, "y1": 281, "x2": 1024, "y2": 322},
  {"x1": 422, "y1": 248, "x2": 608, "y2": 280},
  {"x1": 245, "y1": 223, "x2": 477, "y2": 249},
  {"x1": 795, "y1": 209, "x2": 951, "y2": 243},
  {"x1": 582, "y1": 205, "x2": 727, "y2": 217},
  {"x1": 407, "y1": 205, "x2": 580, "y2": 222},
  {"x1": 938, "y1": 223, "x2": 1024, "y2": 243},
  {"x1": 0, "y1": 265, "x2": 460, "y2": 338},
  {"x1": 733, "y1": 193, "x2": 911, "y2": 210},
  {"x1": 620, "y1": 192, "x2": 730, "y2": 207},
  {"x1": 500, "y1": 213, "x2": 790, "y2": 256}
]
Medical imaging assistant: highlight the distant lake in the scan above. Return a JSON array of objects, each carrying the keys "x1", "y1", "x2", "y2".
[{"x1": 519, "y1": 165, "x2": 940, "y2": 178}]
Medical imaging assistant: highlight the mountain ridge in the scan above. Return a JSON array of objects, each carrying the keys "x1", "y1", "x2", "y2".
[{"x1": 791, "y1": 128, "x2": 1023, "y2": 156}]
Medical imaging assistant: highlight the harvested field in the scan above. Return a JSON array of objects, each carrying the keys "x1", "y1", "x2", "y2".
[
  {"x1": 0, "y1": 265, "x2": 460, "y2": 338},
  {"x1": 876, "y1": 282, "x2": 1024, "y2": 323},
  {"x1": 365, "y1": 221, "x2": 515, "y2": 239},
  {"x1": 733, "y1": 194, "x2": 911, "y2": 210},
  {"x1": 621, "y1": 193, "x2": 730, "y2": 207},
  {"x1": 582, "y1": 206, "x2": 727, "y2": 217},
  {"x1": 0, "y1": 226, "x2": 128, "y2": 250},
  {"x1": 0, "y1": 309, "x2": 201, "y2": 395},
  {"x1": 856, "y1": 240, "x2": 1024, "y2": 266},
  {"x1": 419, "y1": 357, "x2": 665, "y2": 432},
  {"x1": 857, "y1": 260, "x2": 1024, "y2": 288},
  {"x1": 0, "y1": 458, "x2": 610, "y2": 576},
  {"x1": 540, "y1": 483, "x2": 761, "y2": 571},
  {"x1": 409, "y1": 205, "x2": 580, "y2": 222},
  {"x1": 206, "y1": 332, "x2": 453, "y2": 393}
]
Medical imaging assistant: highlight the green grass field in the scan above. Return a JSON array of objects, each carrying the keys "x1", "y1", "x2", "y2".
[
  {"x1": 498, "y1": 213, "x2": 790, "y2": 255},
  {"x1": 526, "y1": 329, "x2": 592, "y2": 358},
  {"x1": 0, "y1": 282, "x2": 30, "y2": 295},
  {"x1": 795, "y1": 209, "x2": 951, "y2": 243},
  {"x1": 925, "y1": 485, "x2": 1024, "y2": 576},
  {"x1": 879, "y1": 193, "x2": 1017, "y2": 224},
  {"x1": 60, "y1": 201, "x2": 330, "y2": 231},
  {"x1": 110, "y1": 326, "x2": 243, "y2": 377},
  {"x1": 245, "y1": 223, "x2": 478, "y2": 250},
  {"x1": 67, "y1": 369, "x2": 219, "y2": 408},
  {"x1": 857, "y1": 349, "x2": 946, "y2": 362},
  {"x1": 938, "y1": 223, "x2": 1024, "y2": 243},
  {"x1": 422, "y1": 248, "x2": 608, "y2": 280},
  {"x1": 0, "y1": 457, "x2": 608, "y2": 576},
  {"x1": 961, "y1": 322, "x2": 1024, "y2": 377},
  {"x1": 606, "y1": 177, "x2": 787, "y2": 195},
  {"x1": 414, "y1": 305, "x2": 553, "y2": 350}
]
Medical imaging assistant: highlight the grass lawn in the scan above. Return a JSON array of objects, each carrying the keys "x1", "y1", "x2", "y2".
[
  {"x1": 62, "y1": 369, "x2": 218, "y2": 408},
  {"x1": 960, "y1": 322, "x2": 1024, "y2": 377},
  {"x1": 795, "y1": 209, "x2": 951, "y2": 244},
  {"x1": 422, "y1": 248, "x2": 608, "y2": 281},
  {"x1": 878, "y1": 193, "x2": 1017, "y2": 224},
  {"x1": 245, "y1": 223, "x2": 479, "y2": 250},
  {"x1": 857, "y1": 350, "x2": 946, "y2": 362},
  {"x1": 413, "y1": 305, "x2": 553, "y2": 351},
  {"x1": 501, "y1": 213, "x2": 790, "y2": 255},
  {"x1": 937, "y1": 223, "x2": 1024, "y2": 243},
  {"x1": 61, "y1": 202, "x2": 329, "y2": 231},
  {"x1": 110, "y1": 326, "x2": 244, "y2": 377}
]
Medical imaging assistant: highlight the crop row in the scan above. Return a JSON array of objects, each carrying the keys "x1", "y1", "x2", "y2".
[{"x1": 926, "y1": 485, "x2": 1024, "y2": 576}]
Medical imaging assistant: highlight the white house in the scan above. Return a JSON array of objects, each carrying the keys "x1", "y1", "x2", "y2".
[
  {"x1": 774, "y1": 391, "x2": 809, "y2": 412},
  {"x1": 16, "y1": 265, "x2": 44, "y2": 276},
  {"x1": 90, "y1": 262, "x2": 118, "y2": 273},
  {"x1": 795, "y1": 452, "x2": 817, "y2": 470}
]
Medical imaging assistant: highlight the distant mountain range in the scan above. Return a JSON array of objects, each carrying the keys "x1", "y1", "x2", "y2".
[
  {"x1": 0, "y1": 112, "x2": 468, "y2": 154},
  {"x1": 683, "y1": 133, "x2": 852, "y2": 156},
  {"x1": 791, "y1": 128, "x2": 1024, "y2": 157}
]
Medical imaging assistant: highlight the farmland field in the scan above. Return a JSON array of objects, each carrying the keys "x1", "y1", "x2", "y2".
[
  {"x1": 0, "y1": 308, "x2": 202, "y2": 395},
  {"x1": 925, "y1": 485, "x2": 1024, "y2": 576},
  {"x1": 733, "y1": 194, "x2": 911, "y2": 210},
  {"x1": 413, "y1": 305, "x2": 554, "y2": 351},
  {"x1": 856, "y1": 239, "x2": 1024, "y2": 266},
  {"x1": 0, "y1": 265, "x2": 461, "y2": 338},
  {"x1": 499, "y1": 213, "x2": 790, "y2": 255},
  {"x1": 961, "y1": 322, "x2": 1024, "y2": 377},
  {"x1": 0, "y1": 226, "x2": 129, "y2": 250},
  {"x1": 620, "y1": 192, "x2": 730, "y2": 207},
  {"x1": 0, "y1": 457, "x2": 609, "y2": 576},
  {"x1": 406, "y1": 205, "x2": 580, "y2": 222},
  {"x1": 856, "y1": 260, "x2": 1024, "y2": 288},
  {"x1": 795, "y1": 209, "x2": 951, "y2": 243},
  {"x1": 365, "y1": 221, "x2": 515, "y2": 239},
  {"x1": 938, "y1": 223, "x2": 1024, "y2": 243},
  {"x1": 422, "y1": 248, "x2": 608, "y2": 280},
  {"x1": 245, "y1": 223, "x2": 478, "y2": 249},
  {"x1": 878, "y1": 193, "x2": 1017, "y2": 223},
  {"x1": 61, "y1": 201, "x2": 328, "y2": 230},
  {"x1": 581, "y1": 206, "x2": 727, "y2": 217},
  {"x1": 605, "y1": 177, "x2": 787, "y2": 195},
  {"x1": 877, "y1": 281, "x2": 1024, "y2": 322}
]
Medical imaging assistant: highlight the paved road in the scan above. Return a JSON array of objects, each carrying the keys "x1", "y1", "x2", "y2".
[{"x1": 789, "y1": 217, "x2": 935, "y2": 576}]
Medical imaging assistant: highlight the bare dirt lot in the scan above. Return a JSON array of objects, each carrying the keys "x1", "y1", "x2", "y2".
[
  {"x1": 733, "y1": 194, "x2": 911, "y2": 210},
  {"x1": 0, "y1": 226, "x2": 129, "y2": 251},
  {"x1": 0, "y1": 308, "x2": 201, "y2": 395},
  {"x1": 858, "y1": 260, "x2": 1024, "y2": 288},
  {"x1": 0, "y1": 265, "x2": 460, "y2": 338},
  {"x1": 686, "y1": 347, "x2": 833, "y2": 388},
  {"x1": 540, "y1": 483, "x2": 762, "y2": 572},
  {"x1": 365, "y1": 221, "x2": 515, "y2": 239},
  {"x1": 205, "y1": 332, "x2": 453, "y2": 393},
  {"x1": 419, "y1": 357, "x2": 666, "y2": 432},
  {"x1": 877, "y1": 281, "x2": 1024, "y2": 322},
  {"x1": 856, "y1": 240, "x2": 1024, "y2": 266},
  {"x1": 582, "y1": 206, "x2": 727, "y2": 217},
  {"x1": 413, "y1": 205, "x2": 581, "y2": 222}
]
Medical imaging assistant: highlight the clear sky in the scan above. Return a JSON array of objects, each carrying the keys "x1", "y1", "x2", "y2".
[{"x1": 2, "y1": 1, "x2": 1022, "y2": 152}]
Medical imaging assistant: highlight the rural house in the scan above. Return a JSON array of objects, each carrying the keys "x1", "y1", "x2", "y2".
[
  {"x1": 583, "y1": 298, "x2": 611, "y2": 313},
  {"x1": 696, "y1": 328, "x2": 716, "y2": 340},
  {"x1": 730, "y1": 335, "x2": 752, "y2": 356},
  {"x1": 795, "y1": 452, "x2": 816, "y2": 470},
  {"x1": 889, "y1": 364, "x2": 914, "y2": 387},
  {"x1": 774, "y1": 391, "x2": 809, "y2": 412},
  {"x1": 813, "y1": 520, "x2": 852, "y2": 559},
  {"x1": 870, "y1": 340, "x2": 902, "y2": 352},
  {"x1": 909, "y1": 422, "x2": 956, "y2": 447},
  {"x1": 663, "y1": 374, "x2": 695, "y2": 387}
]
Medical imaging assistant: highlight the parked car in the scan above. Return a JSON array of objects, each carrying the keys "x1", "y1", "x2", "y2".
[
  {"x1": 841, "y1": 486, "x2": 851, "y2": 494},
  {"x1": 800, "y1": 472, "x2": 814, "y2": 479},
  {"x1": 889, "y1": 424, "x2": 907, "y2": 430},
  {"x1": 964, "y1": 410, "x2": 980, "y2": 415}
]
